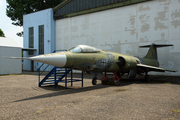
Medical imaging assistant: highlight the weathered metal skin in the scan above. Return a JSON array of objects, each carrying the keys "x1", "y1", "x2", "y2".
[
  {"x1": 63, "y1": 50, "x2": 141, "y2": 74},
  {"x1": 27, "y1": 44, "x2": 170, "y2": 77},
  {"x1": 140, "y1": 58, "x2": 159, "y2": 67},
  {"x1": 62, "y1": 45, "x2": 162, "y2": 76},
  {"x1": 64, "y1": 51, "x2": 116, "y2": 72},
  {"x1": 8, "y1": 44, "x2": 175, "y2": 84}
]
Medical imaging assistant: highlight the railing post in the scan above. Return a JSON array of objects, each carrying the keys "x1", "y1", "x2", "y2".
[
  {"x1": 38, "y1": 67, "x2": 40, "y2": 87},
  {"x1": 82, "y1": 71, "x2": 83, "y2": 87},
  {"x1": 65, "y1": 68, "x2": 67, "y2": 89},
  {"x1": 38, "y1": 49, "x2": 68, "y2": 88},
  {"x1": 54, "y1": 67, "x2": 56, "y2": 88},
  {"x1": 71, "y1": 69, "x2": 73, "y2": 86}
]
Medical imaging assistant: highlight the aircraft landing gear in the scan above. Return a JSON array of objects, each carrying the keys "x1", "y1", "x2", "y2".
[
  {"x1": 116, "y1": 72, "x2": 124, "y2": 79},
  {"x1": 145, "y1": 73, "x2": 150, "y2": 82},
  {"x1": 92, "y1": 76, "x2": 97, "y2": 85}
]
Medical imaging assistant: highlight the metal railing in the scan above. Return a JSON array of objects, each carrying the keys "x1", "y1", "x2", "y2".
[
  {"x1": 38, "y1": 49, "x2": 84, "y2": 89},
  {"x1": 38, "y1": 50, "x2": 67, "y2": 84}
]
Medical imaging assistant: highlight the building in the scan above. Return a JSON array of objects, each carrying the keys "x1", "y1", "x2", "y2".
[
  {"x1": 23, "y1": 0, "x2": 180, "y2": 75},
  {"x1": 0, "y1": 37, "x2": 22, "y2": 75},
  {"x1": 23, "y1": 8, "x2": 55, "y2": 71}
]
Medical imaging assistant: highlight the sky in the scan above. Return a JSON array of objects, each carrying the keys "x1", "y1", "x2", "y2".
[{"x1": 0, "y1": 0, "x2": 23, "y2": 47}]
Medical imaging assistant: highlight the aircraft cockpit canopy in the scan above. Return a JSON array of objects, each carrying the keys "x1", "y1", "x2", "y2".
[{"x1": 69, "y1": 45, "x2": 100, "y2": 53}]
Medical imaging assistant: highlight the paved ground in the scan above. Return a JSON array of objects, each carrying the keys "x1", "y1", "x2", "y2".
[{"x1": 0, "y1": 72, "x2": 180, "y2": 120}]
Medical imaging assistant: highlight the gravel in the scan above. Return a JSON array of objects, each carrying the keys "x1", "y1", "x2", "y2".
[{"x1": 0, "y1": 72, "x2": 180, "y2": 120}]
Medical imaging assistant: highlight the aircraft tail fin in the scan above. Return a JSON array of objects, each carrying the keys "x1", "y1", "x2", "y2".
[{"x1": 139, "y1": 43, "x2": 173, "y2": 60}]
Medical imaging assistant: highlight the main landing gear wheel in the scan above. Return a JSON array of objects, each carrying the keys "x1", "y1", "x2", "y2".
[
  {"x1": 92, "y1": 76, "x2": 97, "y2": 85},
  {"x1": 145, "y1": 75, "x2": 150, "y2": 82},
  {"x1": 116, "y1": 72, "x2": 121, "y2": 79},
  {"x1": 117, "y1": 72, "x2": 124, "y2": 78}
]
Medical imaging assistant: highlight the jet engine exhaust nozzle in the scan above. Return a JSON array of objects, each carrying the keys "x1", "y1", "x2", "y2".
[{"x1": 116, "y1": 56, "x2": 126, "y2": 67}]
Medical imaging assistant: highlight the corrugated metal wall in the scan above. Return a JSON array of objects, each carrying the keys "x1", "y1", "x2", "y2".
[{"x1": 55, "y1": 0, "x2": 127, "y2": 17}]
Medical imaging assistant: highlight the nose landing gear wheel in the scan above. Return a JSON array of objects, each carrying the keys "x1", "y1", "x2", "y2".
[{"x1": 92, "y1": 76, "x2": 97, "y2": 85}]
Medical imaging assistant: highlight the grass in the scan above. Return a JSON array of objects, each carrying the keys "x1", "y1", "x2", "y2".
[
  {"x1": 54, "y1": 105, "x2": 56, "y2": 108},
  {"x1": 172, "y1": 109, "x2": 180, "y2": 113},
  {"x1": 36, "y1": 105, "x2": 65, "y2": 114},
  {"x1": 36, "y1": 111, "x2": 41, "y2": 114},
  {"x1": 164, "y1": 82, "x2": 171, "y2": 84},
  {"x1": 114, "y1": 88, "x2": 128, "y2": 92}
]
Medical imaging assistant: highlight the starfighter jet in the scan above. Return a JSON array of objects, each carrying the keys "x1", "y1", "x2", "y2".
[{"x1": 7, "y1": 43, "x2": 176, "y2": 85}]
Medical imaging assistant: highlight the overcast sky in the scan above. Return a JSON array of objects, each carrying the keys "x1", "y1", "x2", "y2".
[{"x1": 0, "y1": 0, "x2": 23, "y2": 47}]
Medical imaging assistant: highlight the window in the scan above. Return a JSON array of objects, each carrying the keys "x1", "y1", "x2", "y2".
[
  {"x1": 29, "y1": 27, "x2": 34, "y2": 55},
  {"x1": 39, "y1": 25, "x2": 44, "y2": 54},
  {"x1": 69, "y1": 45, "x2": 100, "y2": 53}
]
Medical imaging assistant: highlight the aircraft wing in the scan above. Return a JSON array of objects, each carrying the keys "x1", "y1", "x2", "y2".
[{"x1": 137, "y1": 64, "x2": 176, "y2": 72}]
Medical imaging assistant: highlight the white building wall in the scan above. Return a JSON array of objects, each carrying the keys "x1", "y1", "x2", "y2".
[
  {"x1": 55, "y1": 0, "x2": 180, "y2": 76},
  {"x1": 23, "y1": 8, "x2": 55, "y2": 71},
  {"x1": 0, "y1": 46, "x2": 22, "y2": 75}
]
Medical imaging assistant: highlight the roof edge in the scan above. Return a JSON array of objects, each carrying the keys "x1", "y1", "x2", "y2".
[
  {"x1": 53, "y1": 0, "x2": 73, "y2": 12},
  {"x1": 0, "y1": 37, "x2": 22, "y2": 48},
  {"x1": 54, "y1": 0, "x2": 151, "y2": 20}
]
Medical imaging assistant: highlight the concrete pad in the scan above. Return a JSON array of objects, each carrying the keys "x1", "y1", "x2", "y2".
[{"x1": 0, "y1": 72, "x2": 180, "y2": 119}]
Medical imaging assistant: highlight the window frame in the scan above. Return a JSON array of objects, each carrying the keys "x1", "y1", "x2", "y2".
[
  {"x1": 38, "y1": 25, "x2": 44, "y2": 55},
  {"x1": 28, "y1": 27, "x2": 34, "y2": 55}
]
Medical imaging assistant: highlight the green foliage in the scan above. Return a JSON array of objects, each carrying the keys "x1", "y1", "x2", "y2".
[
  {"x1": 6, "y1": 0, "x2": 63, "y2": 36},
  {"x1": 16, "y1": 31, "x2": 23, "y2": 37},
  {"x1": 0, "y1": 28, "x2": 5, "y2": 37},
  {"x1": 164, "y1": 82, "x2": 171, "y2": 84},
  {"x1": 172, "y1": 109, "x2": 180, "y2": 113}
]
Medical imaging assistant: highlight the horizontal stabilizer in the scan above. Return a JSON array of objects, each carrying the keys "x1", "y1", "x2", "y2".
[{"x1": 139, "y1": 43, "x2": 173, "y2": 48}]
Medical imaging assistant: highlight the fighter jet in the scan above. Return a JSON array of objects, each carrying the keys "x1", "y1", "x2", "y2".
[{"x1": 7, "y1": 43, "x2": 176, "y2": 85}]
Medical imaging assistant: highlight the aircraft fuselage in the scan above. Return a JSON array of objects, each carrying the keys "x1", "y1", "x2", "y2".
[{"x1": 61, "y1": 50, "x2": 159, "y2": 74}]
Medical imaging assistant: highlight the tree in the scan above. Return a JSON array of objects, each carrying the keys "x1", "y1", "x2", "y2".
[
  {"x1": 0, "y1": 29, "x2": 5, "y2": 37},
  {"x1": 6, "y1": 0, "x2": 63, "y2": 36}
]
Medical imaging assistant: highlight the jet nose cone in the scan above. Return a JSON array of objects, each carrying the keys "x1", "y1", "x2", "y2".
[
  {"x1": 30, "y1": 55, "x2": 47, "y2": 63},
  {"x1": 30, "y1": 53, "x2": 67, "y2": 67}
]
